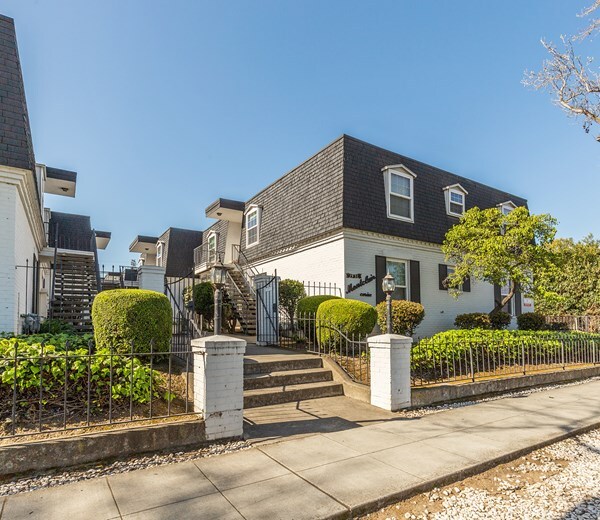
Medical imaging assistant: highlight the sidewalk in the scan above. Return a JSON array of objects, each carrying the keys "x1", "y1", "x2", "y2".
[{"x1": 3, "y1": 379, "x2": 600, "y2": 520}]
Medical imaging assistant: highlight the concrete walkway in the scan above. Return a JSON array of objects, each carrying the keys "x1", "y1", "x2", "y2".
[{"x1": 3, "y1": 379, "x2": 600, "y2": 520}]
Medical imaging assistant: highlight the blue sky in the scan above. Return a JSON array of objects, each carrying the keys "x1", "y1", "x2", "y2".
[{"x1": 4, "y1": 0, "x2": 599, "y2": 267}]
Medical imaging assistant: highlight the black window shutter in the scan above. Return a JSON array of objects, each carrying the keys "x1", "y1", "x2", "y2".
[
  {"x1": 438, "y1": 264, "x2": 448, "y2": 291},
  {"x1": 494, "y1": 284, "x2": 502, "y2": 308},
  {"x1": 409, "y1": 260, "x2": 421, "y2": 303},
  {"x1": 375, "y1": 256, "x2": 386, "y2": 304},
  {"x1": 514, "y1": 289, "x2": 522, "y2": 316},
  {"x1": 463, "y1": 276, "x2": 471, "y2": 293}
]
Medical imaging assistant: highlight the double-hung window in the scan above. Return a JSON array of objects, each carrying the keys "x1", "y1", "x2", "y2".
[
  {"x1": 385, "y1": 167, "x2": 415, "y2": 222},
  {"x1": 501, "y1": 282, "x2": 514, "y2": 315},
  {"x1": 449, "y1": 190, "x2": 465, "y2": 216},
  {"x1": 207, "y1": 233, "x2": 217, "y2": 263},
  {"x1": 246, "y1": 207, "x2": 260, "y2": 247},
  {"x1": 443, "y1": 184, "x2": 468, "y2": 217},
  {"x1": 386, "y1": 259, "x2": 409, "y2": 300},
  {"x1": 156, "y1": 242, "x2": 163, "y2": 267}
]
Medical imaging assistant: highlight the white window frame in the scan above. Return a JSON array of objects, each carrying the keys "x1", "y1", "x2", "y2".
[
  {"x1": 245, "y1": 206, "x2": 260, "y2": 248},
  {"x1": 156, "y1": 242, "x2": 163, "y2": 267},
  {"x1": 382, "y1": 165, "x2": 417, "y2": 223},
  {"x1": 444, "y1": 184, "x2": 468, "y2": 218},
  {"x1": 206, "y1": 231, "x2": 217, "y2": 263},
  {"x1": 386, "y1": 258, "x2": 410, "y2": 300},
  {"x1": 498, "y1": 201, "x2": 517, "y2": 215}
]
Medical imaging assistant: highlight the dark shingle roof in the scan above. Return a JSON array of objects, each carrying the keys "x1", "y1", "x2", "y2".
[
  {"x1": 0, "y1": 15, "x2": 35, "y2": 175},
  {"x1": 205, "y1": 198, "x2": 245, "y2": 216},
  {"x1": 159, "y1": 228, "x2": 202, "y2": 278},
  {"x1": 342, "y1": 135, "x2": 528, "y2": 244},
  {"x1": 48, "y1": 212, "x2": 93, "y2": 252}
]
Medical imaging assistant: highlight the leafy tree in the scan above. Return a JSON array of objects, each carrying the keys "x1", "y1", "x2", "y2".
[
  {"x1": 278, "y1": 279, "x2": 306, "y2": 321},
  {"x1": 184, "y1": 282, "x2": 214, "y2": 324},
  {"x1": 442, "y1": 207, "x2": 557, "y2": 314},
  {"x1": 523, "y1": 1, "x2": 600, "y2": 140},
  {"x1": 534, "y1": 235, "x2": 600, "y2": 315}
]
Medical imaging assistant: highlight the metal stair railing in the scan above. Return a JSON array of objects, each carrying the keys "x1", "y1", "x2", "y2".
[
  {"x1": 231, "y1": 244, "x2": 258, "y2": 297},
  {"x1": 224, "y1": 270, "x2": 255, "y2": 334}
]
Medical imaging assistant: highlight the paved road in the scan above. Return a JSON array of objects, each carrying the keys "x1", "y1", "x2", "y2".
[{"x1": 3, "y1": 379, "x2": 600, "y2": 520}]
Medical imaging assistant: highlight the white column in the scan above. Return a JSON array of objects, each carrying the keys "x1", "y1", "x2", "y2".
[
  {"x1": 368, "y1": 334, "x2": 413, "y2": 411},
  {"x1": 192, "y1": 335, "x2": 246, "y2": 440},
  {"x1": 137, "y1": 265, "x2": 166, "y2": 293}
]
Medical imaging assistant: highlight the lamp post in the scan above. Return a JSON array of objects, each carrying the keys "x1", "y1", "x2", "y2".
[
  {"x1": 382, "y1": 272, "x2": 396, "y2": 334},
  {"x1": 211, "y1": 261, "x2": 228, "y2": 335}
]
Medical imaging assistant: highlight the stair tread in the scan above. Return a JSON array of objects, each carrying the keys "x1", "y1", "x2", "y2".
[
  {"x1": 244, "y1": 381, "x2": 342, "y2": 396},
  {"x1": 244, "y1": 367, "x2": 331, "y2": 380}
]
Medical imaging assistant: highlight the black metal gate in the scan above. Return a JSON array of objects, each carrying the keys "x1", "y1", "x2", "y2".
[
  {"x1": 255, "y1": 273, "x2": 279, "y2": 346},
  {"x1": 164, "y1": 270, "x2": 201, "y2": 358}
]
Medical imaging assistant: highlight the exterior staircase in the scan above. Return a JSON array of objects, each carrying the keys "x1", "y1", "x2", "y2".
[
  {"x1": 224, "y1": 267, "x2": 257, "y2": 335},
  {"x1": 50, "y1": 253, "x2": 98, "y2": 332},
  {"x1": 243, "y1": 353, "x2": 344, "y2": 408}
]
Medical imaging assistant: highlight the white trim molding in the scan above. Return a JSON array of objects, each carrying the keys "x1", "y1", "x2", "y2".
[
  {"x1": 443, "y1": 183, "x2": 468, "y2": 218},
  {"x1": 382, "y1": 165, "x2": 416, "y2": 223},
  {"x1": 245, "y1": 205, "x2": 261, "y2": 248}
]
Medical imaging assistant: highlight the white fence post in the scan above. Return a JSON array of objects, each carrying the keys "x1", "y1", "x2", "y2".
[
  {"x1": 191, "y1": 335, "x2": 246, "y2": 440},
  {"x1": 137, "y1": 265, "x2": 166, "y2": 293},
  {"x1": 368, "y1": 334, "x2": 413, "y2": 411}
]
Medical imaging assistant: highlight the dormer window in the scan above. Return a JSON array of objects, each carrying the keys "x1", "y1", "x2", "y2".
[
  {"x1": 156, "y1": 242, "x2": 163, "y2": 267},
  {"x1": 444, "y1": 184, "x2": 468, "y2": 217},
  {"x1": 498, "y1": 201, "x2": 517, "y2": 215},
  {"x1": 246, "y1": 206, "x2": 260, "y2": 247},
  {"x1": 382, "y1": 165, "x2": 417, "y2": 223}
]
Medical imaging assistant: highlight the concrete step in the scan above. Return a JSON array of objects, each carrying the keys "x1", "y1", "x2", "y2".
[
  {"x1": 244, "y1": 381, "x2": 344, "y2": 408},
  {"x1": 243, "y1": 356, "x2": 323, "y2": 376},
  {"x1": 244, "y1": 367, "x2": 333, "y2": 390}
]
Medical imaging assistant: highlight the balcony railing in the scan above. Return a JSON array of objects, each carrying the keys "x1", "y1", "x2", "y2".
[{"x1": 194, "y1": 243, "x2": 225, "y2": 269}]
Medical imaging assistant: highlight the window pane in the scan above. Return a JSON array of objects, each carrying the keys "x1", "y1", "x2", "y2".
[
  {"x1": 391, "y1": 173, "x2": 410, "y2": 197},
  {"x1": 248, "y1": 227, "x2": 258, "y2": 245},
  {"x1": 392, "y1": 287, "x2": 407, "y2": 300},
  {"x1": 386, "y1": 260, "x2": 406, "y2": 287},
  {"x1": 450, "y1": 191, "x2": 463, "y2": 204},
  {"x1": 247, "y1": 211, "x2": 257, "y2": 228},
  {"x1": 390, "y1": 194, "x2": 411, "y2": 218},
  {"x1": 450, "y1": 202, "x2": 463, "y2": 214}
]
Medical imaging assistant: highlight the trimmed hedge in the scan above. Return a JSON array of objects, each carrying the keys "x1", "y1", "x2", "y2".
[
  {"x1": 92, "y1": 289, "x2": 171, "y2": 354},
  {"x1": 490, "y1": 311, "x2": 512, "y2": 330},
  {"x1": 454, "y1": 313, "x2": 491, "y2": 329},
  {"x1": 296, "y1": 295, "x2": 341, "y2": 316},
  {"x1": 316, "y1": 299, "x2": 377, "y2": 345},
  {"x1": 375, "y1": 300, "x2": 425, "y2": 336},
  {"x1": 517, "y1": 312, "x2": 546, "y2": 331}
]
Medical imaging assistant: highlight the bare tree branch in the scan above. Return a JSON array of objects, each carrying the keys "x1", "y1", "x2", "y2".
[{"x1": 523, "y1": 1, "x2": 600, "y2": 138}]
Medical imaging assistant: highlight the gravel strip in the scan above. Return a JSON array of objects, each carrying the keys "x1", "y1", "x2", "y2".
[
  {"x1": 0, "y1": 440, "x2": 250, "y2": 497},
  {"x1": 365, "y1": 427, "x2": 600, "y2": 520}
]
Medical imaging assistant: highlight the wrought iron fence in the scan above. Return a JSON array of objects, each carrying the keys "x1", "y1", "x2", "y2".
[
  {"x1": 301, "y1": 281, "x2": 342, "y2": 297},
  {"x1": 0, "y1": 338, "x2": 200, "y2": 440},
  {"x1": 411, "y1": 332, "x2": 600, "y2": 387},
  {"x1": 545, "y1": 315, "x2": 600, "y2": 334},
  {"x1": 279, "y1": 312, "x2": 370, "y2": 385}
]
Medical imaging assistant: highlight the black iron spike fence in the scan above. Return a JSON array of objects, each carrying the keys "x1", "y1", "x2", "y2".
[
  {"x1": 411, "y1": 332, "x2": 600, "y2": 387},
  {"x1": 279, "y1": 312, "x2": 370, "y2": 385},
  {"x1": 0, "y1": 338, "x2": 200, "y2": 440}
]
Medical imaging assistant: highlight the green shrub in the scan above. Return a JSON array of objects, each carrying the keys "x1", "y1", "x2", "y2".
[
  {"x1": 296, "y1": 295, "x2": 341, "y2": 338},
  {"x1": 0, "y1": 339, "x2": 161, "y2": 408},
  {"x1": 375, "y1": 300, "x2": 425, "y2": 336},
  {"x1": 517, "y1": 312, "x2": 546, "y2": 331},
  {"x1": 316, "y1": 299, "x2": 377, "y2": 346},
  {"x1": 39, "y1": 319, "x2": 76, "y2": 335},
  {"x1": 490, "y1": 311, "x2": 512, "y2": 330},
  {"x1": 296, "y1": 295, "x2": 341, "y2": 316},
  {"x1": 279, "y1": 280, "x2": 306, "y2": 321},
  {"x1": 92, "y1": 289, "x2": 171, "y2": 354},
  {"x1": 190, "y1": 282, "x2": 214, "y2": 322},
  {"x1": 454, "y1": 313, "x2": 491, "y2": 329},
  {"x1": 411, "y1": 329, "x2": 600, "y2": 377}
]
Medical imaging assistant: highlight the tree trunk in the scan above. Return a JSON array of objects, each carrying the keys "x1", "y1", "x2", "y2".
[{"x1": 491, "y1": 281, "x2": 516, "y2": 315}]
